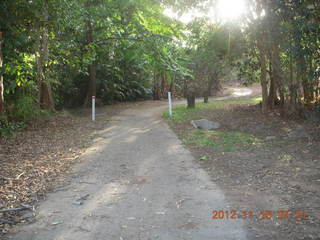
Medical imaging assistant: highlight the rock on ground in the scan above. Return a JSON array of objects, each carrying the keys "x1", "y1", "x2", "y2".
[{"x1": 191, "y1": 119, "x2": 220, "y2": 131}]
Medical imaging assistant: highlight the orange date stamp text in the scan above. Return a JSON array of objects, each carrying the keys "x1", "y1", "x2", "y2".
[{"x1": 211, "y1": 209, "x2": 309, "y2": 221}]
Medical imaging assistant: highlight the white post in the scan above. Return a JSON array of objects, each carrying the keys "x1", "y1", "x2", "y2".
[
  {"x1": 92, "y1": 96, "x2": 96, "y2": 121},
  {"x1": 168, "y1": 92, "x2": 172, "y2": 116}
]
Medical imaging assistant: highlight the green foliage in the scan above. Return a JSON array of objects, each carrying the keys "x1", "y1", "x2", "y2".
[
  {"x1": 238, "y1": 46, "x2": 260, "y2": 85},
  {"x1": 2, "y1": 0, "x2": 317, "y2": 134},
  {"x1": 1, "y1": 0, "x2": 190, "y2": 115},
  {"x1": 238, "y1": 0, "x2": 320, "y2": 111},
  {"x1": 11, "y1": 96, "x2": 37, "y2": 121},
  {"x1": 178, "y1": 19, "x2": 246, "y2": 98},
  {"x1": 8, "y1": 96, "x2": 50, "y2": 122}
]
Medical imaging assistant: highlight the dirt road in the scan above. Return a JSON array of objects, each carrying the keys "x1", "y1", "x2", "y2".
[{"x1": 10, "y1": 98, "x2": 250, "y2": 240}]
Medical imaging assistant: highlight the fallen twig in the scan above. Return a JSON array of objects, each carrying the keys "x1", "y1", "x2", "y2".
[
  {"x1": 77, "y1": 194, "x2": 90, "y2": 201},
  {"x1": 0, "y1": 172, "x2": 25, "y2": 184},
  {"x1": 0, "y1": 204, "x2": 32, "y2": 213},
  {"x1": 16, "y1": 172, "x2": 25, "y2": 180}
]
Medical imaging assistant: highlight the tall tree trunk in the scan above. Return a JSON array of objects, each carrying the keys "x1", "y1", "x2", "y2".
[
  {"x1": 207, "y1": 75, "x2": 214, "y2": 97},
  {"x1": 203, "y1": 75, "x2": 209, "y2": 103},
  {"x1": 35, "y1": 6, "x2": 54, "y2": 111},
  {"x1": 257, "y1": 40, "x2": 268, "y2": 113},
  {"x1": 187, "y1": 93, "x2": 195, "y2": 108},
  {"x1": 153, "y1": 70, "x2": 161, "y2": 100},
  {"x1": 286, "y1": 39, "x2": 304, "y2": 113},
  {"x1": 85, "y1": 61, "x2": 97, "y2": 104},
  {"x1": 0, "y1": 32, "x2": 4, "y2": 115},
  {"x1": 186, "y1": 79, "x2": 196, "y2": 109},
  {"x1": 169, "y1": 75, "x2": 175, "y2": 95},
  {"x1": 203, "y1": 93, "x2": 209, "y2": 103},
  {"x1": 267, "y1": 62, "x2": 278, "y2": 108},
  {"x1": 255, "y1": 0, "x2": 268, "y2": 113},
  {"x1": 270, "y1": 42, "x2": 286, "y2": 110},
  {"x1": 161, "y1": 73, "x2": 167, "y2": 98},
  {"x1": 40, "y1": 25, "x2": 54, "y2": 110},
  {"x1": 315, "y1": 87, "x2": 318, "y2": 104},
  {"x1": 84, "y1": 18, "x2": 96, "y2": 107},
  {"x1": 302, "y1": 56, "x2": 314, "y2": 105}
]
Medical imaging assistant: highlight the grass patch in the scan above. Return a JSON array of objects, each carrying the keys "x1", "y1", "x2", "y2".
[
  {"x1": 164, "y1": 97, "x2": 263, "y2": 152},
  {"x1": 163, "y1": 105, "x2": 199, "y2": 121},
  {"x1": 183, "y1": 129, "x2": 262, "y2": 152},
  {"x1": 163, "y1": 97, "x2": 261, "y2": 122}
]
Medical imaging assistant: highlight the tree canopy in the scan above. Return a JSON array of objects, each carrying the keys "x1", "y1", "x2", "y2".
[{"x1": 0, "y1": 0, "x2": 319, "y2": 134}]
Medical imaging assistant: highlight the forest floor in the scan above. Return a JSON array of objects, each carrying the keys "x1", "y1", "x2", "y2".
[{"x1": 165, "y1": 93, "x2": 320, "y2": 239}]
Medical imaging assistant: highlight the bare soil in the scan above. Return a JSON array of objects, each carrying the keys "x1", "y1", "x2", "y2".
[{"x1": 167, "y1": 102, "x2": 320, "y2": 239}]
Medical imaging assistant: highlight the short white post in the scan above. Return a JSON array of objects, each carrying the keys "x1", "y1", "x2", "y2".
[
  {"x1": 92, "y1": 96, "x2": 96, "y2": 121},
  {"x1": 168, "y1": 92, "x2": 172, "y2": 116}
]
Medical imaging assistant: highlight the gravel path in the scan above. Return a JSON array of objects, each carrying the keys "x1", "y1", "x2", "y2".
[{"x1": 10, "y1": 99, "x2": 249, "y2": 240}]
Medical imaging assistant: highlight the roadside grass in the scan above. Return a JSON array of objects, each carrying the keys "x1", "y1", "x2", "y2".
[
  {"x1": 163, "y1": 97, "x2": 263, "y2": 153},
  {"x1": 163, "y1": 97, "x2": 261, "y2": 122},
  {"x1": 183, "y1": 129, "x2": 262, "y2": 152}
]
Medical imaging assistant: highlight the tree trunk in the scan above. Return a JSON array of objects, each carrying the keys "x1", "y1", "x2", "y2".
[
  {"x1": 39, "y1": 81, "x2": 54, "y2": 110},
  {"x1": 84, "y1": 17, "x2": 96, "y2": 107},
  {"x1": 257, "y1": 40, "x2": 268, "y2": 113},
  {"x1": 302, "y1": 56, "x2": 314, "y2": 105},
  {"x1": 255, "y1": 1, "x2": 268, "y2": 113},
  {"x1": 204, "y1": 86, "x2": 209, "y2": 103},
  {"x1": 207, "y1": 76, "x2": 214, "y2": 96},
  {"x1": 35, "y1": 6, "x2": 54, "y2": 111},
  {"x1": 153, "y1": 70, "x2": 161, "y2": 100},
  {"x1": 316, "y1": 80, "x2": 320, "y2": 104},
  {"x1": 41, "y1": 25, "x2": 54, "y2": 110},
  {"x1": 169, "y1": 78, "x2": 175, "y2": 96},
  {"x1": 85, "y1": 61, "x2": 97, "y2": 105},
  {"x1": 0, "y1": 32, "x2": 4, "y2": 115},
  {"x1": 187, "y1": 92, "x2": 195, "y2": 108},
  {"x1": 187, "y1": 94, "x2": 196, "y2": 108},
  {"x1": 267, "y1": 63, "x2": 278, "y2": 108},
  {"x1": 160, "y1": 73, "x2": 167, "y2": 98},
  {"x1": 270, "y1": 41, "x2": 287, "y2": 110}
]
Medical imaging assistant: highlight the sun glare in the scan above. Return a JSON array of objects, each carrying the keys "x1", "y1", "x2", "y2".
[
  {"x1": 164, "y1": 0, "x2": 247, "y2": 24},
  {"x1": 216, "y1": 0, "x2": 246, "y2": 21}
]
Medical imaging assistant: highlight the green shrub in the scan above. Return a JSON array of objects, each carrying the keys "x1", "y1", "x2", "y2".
[
  {"x1": 10, "y1": 96, "x2": 50, "y2": 121},
  {"x1": 12, "y1": 96, "x2": 37, "y2": 121}
]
